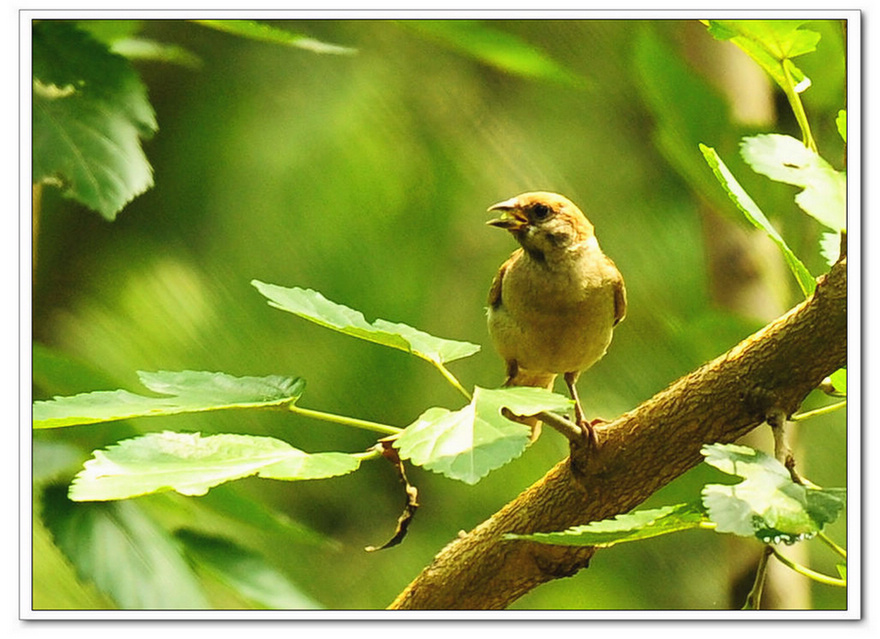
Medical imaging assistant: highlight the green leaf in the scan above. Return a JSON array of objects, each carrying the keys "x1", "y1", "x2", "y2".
[
  {"x1": 740, "y1": 134, "x2": 846, "y2": 232},
  {"x1": 828, "y1": 368, "x2": 847, "y2": 395},
  {"x1": 192, "y1": 19, "x2": 355, "y2": 55},
  {"x1": 32, "y1": 21, "x2": 157, "y2": 220},
  {"x1": 506, "y1": 503, "x2": 708, "y2": 547},
  {"x1": 251, "y1": 280, "x2": 480, "y2": 365},
  {"x1": 175, "y1": 529, "x2": 322, "y2": 609},
  {"x1": 69, "y1": 431, "x2": 362, "y2": 501},
  {"x1": 705, "y1": 20, "x2": 820, "y2": 94},
  {"x1": 394, "y1": 386, "x2": 572, "y2": 485},
  {"x1": 705, "y1": 20, "x2": 821, "y2": 149},
  {"x1": 836, "y1": 110, "x2": 847, "y2": 143},
  {"x1": 699, "y1": 144, "x2": 816, "y2": 297},
  {"x1": 701, "y1": 443, "x2": 846, "y2": 544},
  {"x1": 400, "y1": 20, "x2": 586, "y2": 88},
  {"x1": 41, "y1": 486, "x2": 210, "y2": 608},
  {"x1": 33, "y1": 370, "x2": 305, "y2": 429}
]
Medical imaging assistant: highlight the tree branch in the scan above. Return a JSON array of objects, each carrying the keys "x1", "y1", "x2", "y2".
[{"x1": 388, "y1": 257, "x2": 846, "y2": 610}]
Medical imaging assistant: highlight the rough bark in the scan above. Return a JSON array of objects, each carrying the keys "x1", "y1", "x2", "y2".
[{"x1": 389, "y1": 257, "x2": 847, "y2": 610}]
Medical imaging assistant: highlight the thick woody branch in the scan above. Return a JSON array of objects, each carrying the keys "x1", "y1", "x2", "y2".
[{"x1": 389, "y1": 257, "x2": 846, "y2": 610}]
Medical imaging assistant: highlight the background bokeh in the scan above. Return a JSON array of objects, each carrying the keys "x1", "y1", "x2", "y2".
[{"x1": 32, "y1": 19, "x2": 848, "y2": 610}]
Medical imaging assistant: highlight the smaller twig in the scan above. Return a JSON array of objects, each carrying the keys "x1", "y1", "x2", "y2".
[
  {"x1": 536, "y1": 410, "x2": 584, "y2": 442},
  {"x1": 365, "y1": 440, "x2": 420, "y2": 552},
  {"x1": 817, "y1": 531, "x2": 847, "y2": 560},
  {"x1": 743, "y1": 545, "x2": 774, "y2": 610},
  {"x1": 767, "y1": 407, "x2": 803, "y2": 484},
  {"x1": 769, "y1": 545, "x2": 846, "y2": 587}
]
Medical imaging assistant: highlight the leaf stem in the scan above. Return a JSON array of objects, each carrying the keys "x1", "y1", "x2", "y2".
[
  {"x1": 791, "y1": 400, "x2": 847, "y2": 421},
  {"x1": 817, "y1": 531, "x2": 847, "y2": 560},
  {"x1": 433, "y1": 362, "x2": 472, "y2": 401},
  {"x1": 782, "y1": 59, "x2": 817, "y2": 153},
  {"x1": 287, "y1": 404, "x2": 402, "y2": 436},
  {"x1": 769, "y1": 545, "x2": 846, "y2": 587}
]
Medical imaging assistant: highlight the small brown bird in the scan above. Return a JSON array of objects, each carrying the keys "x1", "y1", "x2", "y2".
[{"x1": 486, "y1": 192, "x2": 626, "y2": 438}]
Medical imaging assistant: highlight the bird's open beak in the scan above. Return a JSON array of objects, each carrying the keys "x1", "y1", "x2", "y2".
[{"x1": 487, "y1": 199, "x2": 527, "y2": 231}]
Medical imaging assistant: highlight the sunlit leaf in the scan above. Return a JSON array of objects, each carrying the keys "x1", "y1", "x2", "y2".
[
  {"x1": 175, "y1": 529, "x2": 322, "y2": 609},
  {"x1": 740, "y1": 134, "x2": 846, "y2": 232},
  {"x1": 701, "y1": 443, "x2": 846, "y2": 544},
  {"x1": 251, "y1": 281, "x2": 480, "y2": 365},
  {"x1": 33, "y1": 371, "x2": 305, "y2": 429},
  {"x1": 705, "y1": 20, "x2": 820, "y2": 94},
  {"x1": 193, "y1": 19, "x2": 356, "y2": 55},
  {"x1": 41, "y1": 486, "x2": 210, "y2": 608},
  {"x1": 506, "y1": 503, "x2": 708, "y2": 547},
  {"x1": 32, "y1": 21, "x2": 157, "y2": 220},
  {"x1": 69, "y1": 431, "x2": 362, "y2": 501},
  {"x1": 836, "y1": 110, "x2": 847, "y2": 143},
  {"x1": 700, "y1": 144, "x2": 816, "y2": 297},
  {"x1": 394, "y1": 386, "x2": 572, "y2": 485},
  {"x1": 400, "y1": 20, "x2": 586, "y2": 88}
]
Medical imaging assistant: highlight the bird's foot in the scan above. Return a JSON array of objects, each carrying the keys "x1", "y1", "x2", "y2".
[{"x1": 577, "y1": 417, "x2": 608, "y2": 448}]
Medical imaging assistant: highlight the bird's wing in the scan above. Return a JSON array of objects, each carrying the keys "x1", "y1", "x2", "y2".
[
  {"x1": 488, "y1": 248, "x2": 522, "y2": 309},
  {"x1": 612, "y1": 266, "x2": 627, "y2": 326}
]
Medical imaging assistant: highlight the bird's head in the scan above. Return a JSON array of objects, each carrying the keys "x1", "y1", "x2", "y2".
[{"x1": 487, "y1": 192, "x2": 595, "y2": 259}]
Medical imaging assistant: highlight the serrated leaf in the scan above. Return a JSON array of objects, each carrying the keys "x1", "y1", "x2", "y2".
[
  {"x1": 251, "y1": 280, "x2": 480, "y2": 365},
  {"x1": 740, "y1": 134, "x2": 846, "y2": 232},
  {"x1": 700, "y1": 144, "x2": 816, "y2": 297},
  {"x1": 193, "y1": 19, "x2": 355, "y2": 55},
  {"x1": 394, "y1": 386, "x2": 572, "y2": 485},
  {"x1": 32, "y1": 21, "x2": 157, "y2": 220},
  {"x1": 506, "y1": 503, "x2": 708, "y2": 547},
  {"x1": 41, "y1": 486, "x2": 210, "y2": 608},
  {"x1": 701, "y1": 443, "x2": 846, "y2": 544},
  {"x1": 705, "y1": 20, "x2": 820, "y2": 94},
  {"x1": 400, "y1": 20, "x2": 586, "y2": 88},
  {"x1": 175, "y1": 529, "x2": 321, "y2": 609},
  {"x1": 33, "y1": 370, "x2": 305, "y2": 429},
  {"x1": 69, "y1": 431, "x2": 361, "y2": 501}
]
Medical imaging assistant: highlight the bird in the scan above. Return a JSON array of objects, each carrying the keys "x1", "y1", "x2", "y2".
[{"x1": 485, "y1": 191, "x2": 626, "y2": 441}]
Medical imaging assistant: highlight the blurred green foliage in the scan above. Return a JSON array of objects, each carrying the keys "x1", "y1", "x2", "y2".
[{"x1": 32, "y1": 18, "x2": 847, "y2": 611}]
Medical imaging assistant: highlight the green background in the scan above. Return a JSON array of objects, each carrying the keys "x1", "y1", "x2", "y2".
[{"x1": 32, "y1": 19, "x2": 848, "y2": 611}]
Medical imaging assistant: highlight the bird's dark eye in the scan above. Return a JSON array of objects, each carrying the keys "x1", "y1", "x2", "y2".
[{"x1": 531, "y1": 203, "x2": 552, "y2": 221}]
